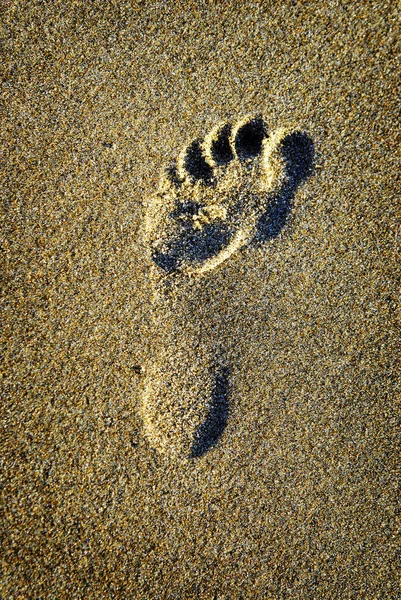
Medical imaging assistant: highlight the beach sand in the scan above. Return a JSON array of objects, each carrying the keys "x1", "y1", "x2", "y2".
[{"x1": 2, "y1": 1, "x2": 400, "y2": 598}]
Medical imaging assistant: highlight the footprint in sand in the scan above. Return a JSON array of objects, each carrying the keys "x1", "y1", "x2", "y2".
[{"x1": 140, "y1": 116, "x2": 314, "y2": 459}]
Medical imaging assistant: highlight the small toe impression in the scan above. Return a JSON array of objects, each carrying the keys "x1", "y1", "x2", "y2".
[
  {"x1": 184, "y1": 139, "x2": 213, "y2": 183},
  {"x1": 165, "y1": 160, "x2": 183, "y2": 187},
  {"x1": 210, "y1": 123, "x2": 234, "y2": 166},
  {"x1": 234, "y1": 116, "x2": 268, "y2": 161}
]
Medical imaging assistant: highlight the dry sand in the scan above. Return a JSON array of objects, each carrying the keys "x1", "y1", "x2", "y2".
[{"x1": 1, "y1": 1, "x2": 400, "y2": 598}]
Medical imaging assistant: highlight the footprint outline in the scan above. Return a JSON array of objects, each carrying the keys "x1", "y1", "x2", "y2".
[{"x1": 141, "y1": 116, "x2": 315, "y2": 459}]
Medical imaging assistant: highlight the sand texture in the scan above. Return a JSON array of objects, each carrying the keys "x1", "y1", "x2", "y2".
[{"x1": 2, "y1": 1, "x2": 400, "y2": 598}]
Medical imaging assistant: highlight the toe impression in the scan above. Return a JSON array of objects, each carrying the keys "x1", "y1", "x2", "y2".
[{"x1": 232, "y1": 115, "x2": 268, "y2": 161}]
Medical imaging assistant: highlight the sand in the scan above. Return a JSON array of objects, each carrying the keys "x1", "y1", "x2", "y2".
[{"x1": 1, "y1": 1, "x2": 400, "y2": 598}]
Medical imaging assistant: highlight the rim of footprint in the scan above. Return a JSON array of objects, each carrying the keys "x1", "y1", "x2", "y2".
[{"x1": 143, "y1": 115, "x2": 314, "y2": 277}]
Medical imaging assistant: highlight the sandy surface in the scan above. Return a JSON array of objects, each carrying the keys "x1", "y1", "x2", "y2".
[{"x1": 2, "y1": 1, "x2": 400, "y2": 598}]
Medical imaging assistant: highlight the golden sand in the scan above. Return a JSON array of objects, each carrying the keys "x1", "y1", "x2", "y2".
[{"x1": 2, "y1": 1, "x2": 400, "y2": 598}]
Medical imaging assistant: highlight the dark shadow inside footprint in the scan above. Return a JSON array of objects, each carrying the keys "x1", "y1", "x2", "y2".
[
  {"x1": 282, "y1": 130, "x2": 315, "y2": 188},
  {"x1": 184, "y1": 139, "x2": 213, "y2": 183},
  {"x1": 190, "y1": 366, "x2": 230, "y2": 458},
  {"x1": 166, "y1": 160, "x2": 183, "y2": 187},
  {"x1": 211, "y1": 123, "x2": 234, "y2": 165},
  {"x1": 152, "y1": 219, "x2": 231, "y2": 274},
  {"x1": 255, "y1": 131, "x2": 315, "y2": 241},
  {"x1": 235, "y1": 117, "x2": 268, "y2": 161}
]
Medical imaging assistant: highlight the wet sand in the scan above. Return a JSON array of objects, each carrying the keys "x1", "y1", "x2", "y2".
[{"x1": 2, "y1": 1, "x2": 400, "y2": 598}]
